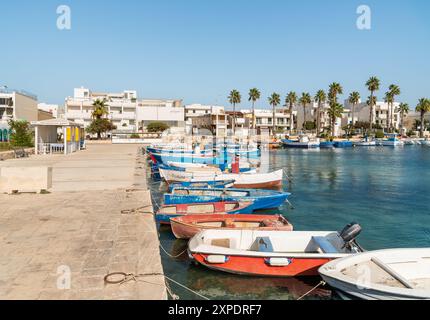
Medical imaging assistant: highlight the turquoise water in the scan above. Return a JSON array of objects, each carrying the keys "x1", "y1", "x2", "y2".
[{"x1": 150, "y1": 146, "x2": 430, "y2": 300}]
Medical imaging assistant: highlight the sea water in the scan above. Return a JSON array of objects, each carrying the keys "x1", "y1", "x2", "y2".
[{"x1": 150, "y1": 146, "x2": 430, "y2": 300}]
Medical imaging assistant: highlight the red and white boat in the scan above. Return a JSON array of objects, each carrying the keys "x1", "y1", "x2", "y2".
[
  {"x1": 188, "y1": 224, "x2": 363, "y2": 277},
  {"x1": 170, "y1": 214, "x2": 293, "y2": 240}
]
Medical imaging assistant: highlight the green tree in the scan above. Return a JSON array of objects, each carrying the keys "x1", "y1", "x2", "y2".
[
  {"x1": 268, "y1": 92, "x2": 281, "y2": 136},
  {"x1": 388, "y1": 84, "x2": 401, "y2": 131},
  {"x1": 89, "y1": 99, "x2": 114, "y2": 139},
  {"x1": 366, "y1": 95, "x2": 377, "y2": 132},
  {"x1": 314, "y1": 90, "x2": 326, "y2": 135},
  {"x1": 415, "y1": 98, "x2": 430, "y2": 138},
  {"x1": 248, "y1": 88, "x2": 260, "y2": 131},
  {"x1": 327, "y1": 103, "x2": 344, "y2": 137},
  {"x1": 8, "y1": 120, "x2": 33, "y2": 147},
  {"x1": 366, "y1": 76, "x2": 380, "y2": 131},
  {"x1": 348, "y1": 91, "x2": 360, "y2": 127},
  {"x1": 91, "y1": 99, "x2": 109, "y2": 119},
  {"x1": 87, "y1": 119, "x2": 117, "y2": 139},
  {"x1": 328, "y1": 82, "x2": 343, "y2": 104},
  {"x1": 228, "y1": 90, "x2": 241, "y2": 134},
  {"x1": 146, "y1": 122, "x2": 170, "y2": 133},
  {"x1": 285, "y1": 91, "x2": 297, "y2": 134},
  {"x1": 299, "y1": 92, "x2": 312, "y2": 131},
  {"x1": 397, "y1": 102, "x2": 409, "y2": 132}
]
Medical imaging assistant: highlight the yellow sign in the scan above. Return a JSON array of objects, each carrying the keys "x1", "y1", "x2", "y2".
[
  {"x1": 75, "y1": 128, "x2": 80, "y2": 142},
  {"x1": 66, "y1": 128, "x2": 71, "y2": 142}
]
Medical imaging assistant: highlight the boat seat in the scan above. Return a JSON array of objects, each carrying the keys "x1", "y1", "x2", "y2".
[
  {"x1": 253, "y1": 237, "x2": 274, "y2": 253},
  {"x1": 312, "y1": 236, "x2": 339, "y2": 254}
]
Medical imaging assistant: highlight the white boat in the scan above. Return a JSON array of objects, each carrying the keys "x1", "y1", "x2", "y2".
[
  {"x1": 282, "y1": 136, "x2": 320, "y2": 149},
  {"x1": 353, "y1": 137, "x2": 377, "y2": 147},
  {"x1": 188, "y1": 224, "x2": 363, "y2": 277},
  {"x1": 379, "y1": 135, "x2": 405, "y2": 147},
  {"x1": 167, "y1": 162, "x2": 210, "y2": 169},
  {"x1": 159, "y1": 168, "x2": 284, "y2": 189},
  {"x1": 319, "y1": 248, "x2": 430, "y2": 300}
]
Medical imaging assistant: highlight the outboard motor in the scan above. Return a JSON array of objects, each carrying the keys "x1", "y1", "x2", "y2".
[{"x1": 339, "y1": 223, "x2": 362, "y2": 249}]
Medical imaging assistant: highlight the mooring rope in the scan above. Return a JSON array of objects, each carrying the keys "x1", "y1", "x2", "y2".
[
  {"x1": 159, "y1": 242, "x2": 188, "y2": 259},
  {"x1": 296, "y1": 281, "x2": 326, "y2": 300},
  {"x1": 104, "y1": 272, "x2": 209, "y2": 300}
]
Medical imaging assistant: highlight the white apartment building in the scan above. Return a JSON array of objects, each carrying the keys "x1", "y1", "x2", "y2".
[
  {"x1": 136, "y1": 99, "x2": 184, "y2": 131},
  {"x1": 185, "y1": 104, "x2": 227, "y2": 135},
  {"x1": 344, "y1": 100, "x2": 401, "y2": 130},
  {"x1": 65, "y1": 87, "x2": 184, "y2": 132},
  {"x1": 241, "y1": 109, "x2": 296, "y2": 134}
]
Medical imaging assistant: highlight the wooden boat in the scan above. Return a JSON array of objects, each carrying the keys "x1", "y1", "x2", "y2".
[
  {"x1": 171, "y1": 214, "x2": 293, "y2": 239},
  {"x1": 188, "y1": 224, "x2": 363, "y2": 277},
  {"x1": 319, "y1": 248, "x2": 430, "y2": 300},
  {"x1": 159, "y1": 169, "x2": 284, "y2": 189},
  {"x1": 168, "y1": 180, "x2": 236, "y2": 192},
  {"x1": 155, "y1": 201, "x2": 254, "y2": 224},
  {"x1": 147, "y1": 146, "x2": 213, "y2": 155},
  {"x1": 164, "y1": 188, "x2": 291, "y2": 211}
]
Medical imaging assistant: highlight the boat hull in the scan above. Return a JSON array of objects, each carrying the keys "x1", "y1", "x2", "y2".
[
  {"x1": 171, "y1": 214, "x2": 293, "y2": 239},
  {"x1": 164, "y1": 192, "x2": 290, "y2": 211},
  {"x1": 191, "y1": 253, "x2": 332, "y2": 277}
]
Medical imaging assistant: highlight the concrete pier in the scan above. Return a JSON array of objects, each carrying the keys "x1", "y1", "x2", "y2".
[{"x1": 0, "y1": 144, "x2": 167, "y2": 300}]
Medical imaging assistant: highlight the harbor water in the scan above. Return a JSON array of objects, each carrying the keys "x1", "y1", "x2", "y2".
[{"x1": 149, "y1": 146, "x2": 430, "y2": 300}]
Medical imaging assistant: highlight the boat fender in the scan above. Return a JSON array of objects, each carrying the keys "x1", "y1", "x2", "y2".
[
  {"x1": 265, "y1": 258, "x2": 292, "y2": 267},
  {"x1": 205, "y1": 255, "x2": 229, "y2": 264},
  {"x1": 339, "y1": 223, "x2": 362, "y2": 244}
]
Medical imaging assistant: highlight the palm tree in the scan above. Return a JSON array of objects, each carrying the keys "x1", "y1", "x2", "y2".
[
  {"x1": 327, "y1": 103, "x2": 344, "y2": 137},
  {"x1": 228, "y1": 90, "x2": 241, "y2": 134},
  {"x1": 384, "y1": 91, "x2": 393, "y2": 131},
  {"x1": 285, "y1": 91, "x2": 297, "y2": 134},
  {"x1": 388, "y1": 84, "x2": 401, "y2": 131},
  {"x1": 248, "y1": 88, "x2": 260, "y2": 131},
  {"x1": 397, "y1": 103, "x2": 409, "y2": 134},
  {"x1": 348, "y1": 91, "x2": 360, "y2": 128},
  {"x1": 328, "y1": 82, "x2": 343, "y2": 104},
  {"x1": 92, "y1": 99, "x2": 109, "y2": 120},
  {"x1": 299, "y1": 93, "x2": 312, "y2": 131},
  {"x1": 314, "y1": 90, "x2": 326, "y2": 135},
  {"x1": 366, "y1": 76, "x2": 380, "y2": 131},
  {"x1": 367, "y1": 95, "x2": 377, "y2": 130},
  {"x1": 268, "y1": 93, "x2": 281, "y2": 136},
  {"x1": 416, "y1": 98, "x2": 430, "y2": 138}
]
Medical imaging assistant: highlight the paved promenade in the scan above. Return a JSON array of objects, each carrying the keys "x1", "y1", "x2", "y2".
[{"x1": 0, "y1": 144, "x2": 167, "y2": 300}]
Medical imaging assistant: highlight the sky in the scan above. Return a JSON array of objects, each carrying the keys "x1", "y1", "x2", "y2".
[{"x1": 1, "y1": 0, "x2": 430, "y2": 109}]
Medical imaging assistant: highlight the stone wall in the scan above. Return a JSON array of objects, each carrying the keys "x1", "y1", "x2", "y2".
[{"x1": 0, "y1": 148, "x2": 35, "y2": 161}]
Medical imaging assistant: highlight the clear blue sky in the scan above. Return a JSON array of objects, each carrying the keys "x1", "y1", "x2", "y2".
[{"x1": 1, "y1": 0, "x2": 429, "y2": 109}]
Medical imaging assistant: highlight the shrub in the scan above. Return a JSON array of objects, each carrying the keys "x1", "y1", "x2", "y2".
[
  {"x1": 146, "y1": 122, "x2": 170, "y2": 133},
  {"x1": 375, "y1": 130, "x2": 385, "y2": 139},
  {"x1": 8, "y1": 120, "x2": 33, "y2": 147},
  {"x1": 130, "y1": 133, "x2": 140, "y2": 139}
]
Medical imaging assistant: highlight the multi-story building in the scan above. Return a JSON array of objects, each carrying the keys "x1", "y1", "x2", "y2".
[
  {"x1": 185, "y1": 104, "x2": 227, "y2": 136},
  {"x1": 0, "y1": 88, "x2": 38, "y2": 141},
  {"x1": 65, "y1": 87, "x2": 184, "y2": 132},
  {"x1": 0, "y1": 89, "x2": 38, "y2": 122},
  {"x1": 136, "y1": 99, "x2": 184, "y2": 131},
  {"x1": 38, "y1": 103, "x2": 63, "y2": 119},
  {"x1": 242, "y1": 109, "x2": 296, "y2": 134},
  {"x1": 65, "y1": 87, "x2": 138, "y2": 131},
  {"x1": 344, "y1": 100, "x2": 401, "y2": 131}
]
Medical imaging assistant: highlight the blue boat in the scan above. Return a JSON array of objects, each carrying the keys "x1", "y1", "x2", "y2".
[
  {"x1": 333, "y1": 141, "x2": 353, "y2": 148},
  {"x1": 320, "y1": 141, "x2": 335, "y2": 149},
  {"x1": 164, "y1": 188, "x2": 291, "y2": 211},
  {"x1": 168, "y1": 180, "x2": 235, "y2": 192},
  {"x1": 150, "y1": 152, "x2": 233, "y2": 165}
]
